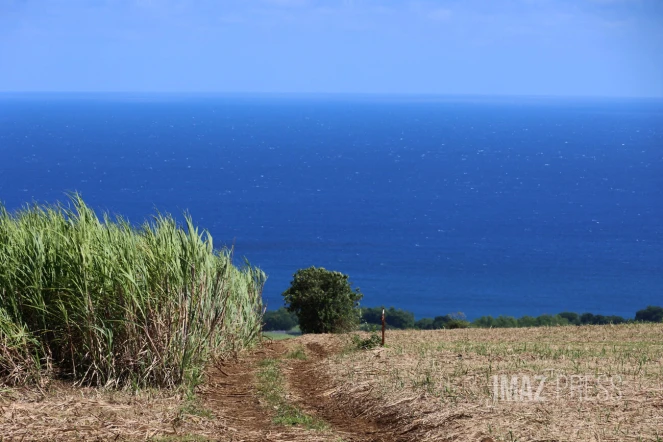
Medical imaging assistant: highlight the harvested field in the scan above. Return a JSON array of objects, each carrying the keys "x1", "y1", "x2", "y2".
[
  {"x1": 1, "y1": 324, "x2": 662, "y2": 441},
  {"x1": 322, "y1": 324, "x2": 663, "y2": 441},
  {"x1": 0, "y1": 382, "x2": 223, "y2": 441}
]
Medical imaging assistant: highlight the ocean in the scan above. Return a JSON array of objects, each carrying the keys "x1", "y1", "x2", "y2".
[{"x1": 1, "y1": 93, "x2": 661, "y2": 319}]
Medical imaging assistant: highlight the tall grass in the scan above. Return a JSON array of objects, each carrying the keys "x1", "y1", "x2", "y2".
[{"x1": 0, "y1": 194, "x2": 265, "y2": 388}]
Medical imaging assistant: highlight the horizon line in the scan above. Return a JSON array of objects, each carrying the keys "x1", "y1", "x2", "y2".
[{"x1": 1, "y1": 91, "x2": 662, "y2": 101}]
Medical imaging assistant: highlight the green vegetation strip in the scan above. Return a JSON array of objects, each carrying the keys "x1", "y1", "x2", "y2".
[
  {"x1": 256, "y1": 357, "x2": 326, "y2": 430},
  {"x1": 265, "y1": 306, "x2": 663, "y2": 333},
  {"x1": 262, "y1": 332, "x2": 297, "y2": 341}
]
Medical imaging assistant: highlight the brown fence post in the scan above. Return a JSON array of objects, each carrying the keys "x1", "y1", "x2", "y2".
[{"x1": 381, "y1": 307, "x2": 385, "y2": 347}]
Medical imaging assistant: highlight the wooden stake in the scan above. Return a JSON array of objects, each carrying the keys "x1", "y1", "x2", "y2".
[{"x1": 381, "y1": 307, "x2": 385, "y2": 347}]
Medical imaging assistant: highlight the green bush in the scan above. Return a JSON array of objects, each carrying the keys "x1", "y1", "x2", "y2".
[
  {"x1": 579, "y1": 313, "x2": 627, "y2": 325},
  {"x1": 444, "y1": 319, "x2": 470, "y2": 329},
  {"x1": 414, "y1": 317, "x2": 435, "y2": 329},
  {"x1": 351, "y1": 333, "x2": 381, "y2": 350},
  {"x1": 415, "y1": 316, "x2": 445, "y2": 330},
  {"x1": 517, "y1": 315, "x2": 537, "y2": 327},
  {"x1": 414, "y1": 312, "x2": 469, "y2": 329},
  {"x1": 558, "y1": 312, "x2": 581, "y2": 325},
  {"x1": 442, "y1": 312, "x2": 470, "y2": 329},
  {"x1": 263, "y1": 308, "x2": 299, "y2": 331},
  {"x1": 361, "y1": 306, "x2": 415, "y2": 330},
  {"x1": 635, "y1": 306, "x2": 663, "y2": 323},
  {"x1": 282, "y1": 267, "x2": 362, "y2": 334},
  {"x1": 494, "y1": 316, "x2": 518, "y2": 328},
  {"x1": 472, "y1": 316, "x2": 495, "y2": 328}
]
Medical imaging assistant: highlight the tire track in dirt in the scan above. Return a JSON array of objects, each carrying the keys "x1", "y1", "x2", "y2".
[
  {"x1": 202, "y1": 341, "x2": 325, "y2": 442},
  {"x1": 203, "y1": 337, "x2": 402, "y2": 441},
  {"x1": 284, "y1": 339, "x2": 400, "y2": 442}
]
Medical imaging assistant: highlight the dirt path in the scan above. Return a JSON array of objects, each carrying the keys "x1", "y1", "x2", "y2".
[
  {"x1": 285, "y1": 339, "x2": 400, "y2": 442},
  {"x1": 201, "y1": 341, "x2": 320, "y2": 442},
  {"x1": 0, "y1": 335, "x2": 396, "y2": 441},
  {"x1": 201, "y1": 336, "x2": 400, "y2": 442}
]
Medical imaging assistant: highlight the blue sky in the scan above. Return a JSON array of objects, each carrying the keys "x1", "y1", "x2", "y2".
[{"x1": 1, "y1": 0, "x2": 662, "y2": 97}]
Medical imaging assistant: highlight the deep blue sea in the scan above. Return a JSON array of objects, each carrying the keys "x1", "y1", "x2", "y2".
[{"x1": 1, "y1": 93, "x2": 661, "y2": 319}]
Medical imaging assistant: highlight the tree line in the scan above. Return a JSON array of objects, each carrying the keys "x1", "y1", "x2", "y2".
[
  {"x1": 264, "y1": 304, "x2": 663, "y2": 331},
  {"x1": 265, "y1": 266, "x2": 663, "y2": 333}
]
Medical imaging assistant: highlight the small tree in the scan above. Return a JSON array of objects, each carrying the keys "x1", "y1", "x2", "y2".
[
  {"x1": 282, "y1": 267, "x2": 362, "y2": 334},
  {"x1": 559, "y1": 312, "x2": 581, "y2": 325},
  {"x1": 635, "y1": 306, "x2": 663, "y2": 323}
]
